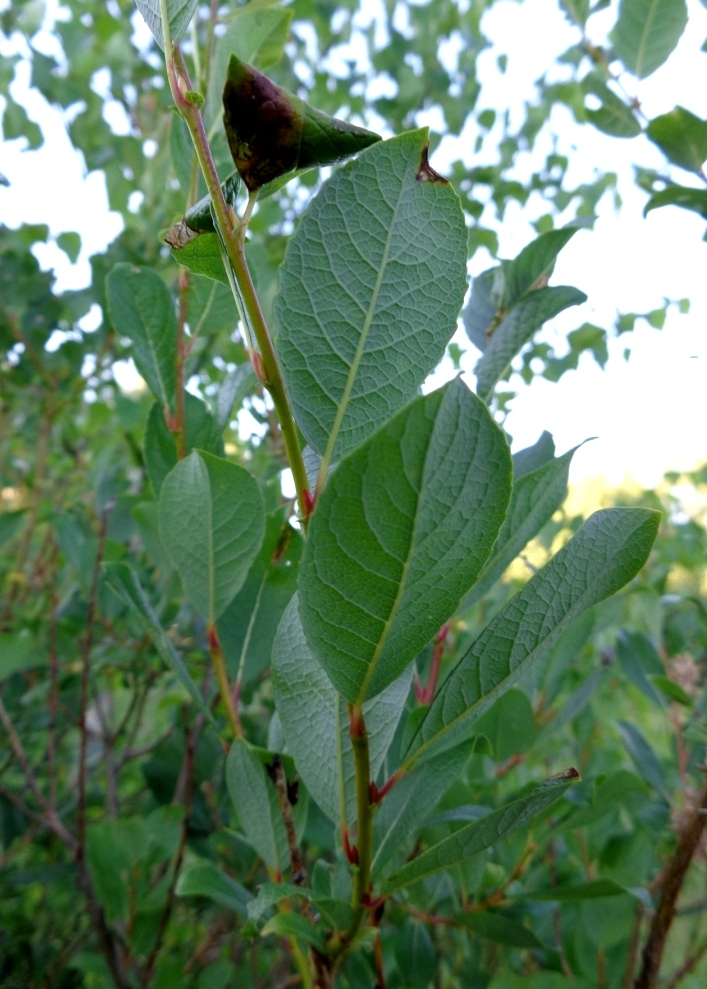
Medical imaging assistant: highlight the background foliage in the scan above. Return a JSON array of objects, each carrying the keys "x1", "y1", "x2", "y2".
[{"x1": 1, "y1": 0, "x2": 707, "y2": 987}]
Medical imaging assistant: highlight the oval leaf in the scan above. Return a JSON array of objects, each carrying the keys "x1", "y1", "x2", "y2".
[
  {"x1": 158, "y1": 450, "x2": 265, "y2": 622},
  {"x1": 299, "y1": 378, "x2": 513, "y2": 703},
  {"x1": 275, "y1": 128, "x2": 468, "y2": 470},
  {"x1": 611, "y1": 0, "x2": 687, "y2": 79}
]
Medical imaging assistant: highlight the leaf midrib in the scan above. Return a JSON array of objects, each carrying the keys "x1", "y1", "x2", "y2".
[
  {"x1": 316, "y1": 166, "x2": 408, "y2": 490},
  {"x1": 634, "y1": 0, "x2": 662, "y2": 77}
]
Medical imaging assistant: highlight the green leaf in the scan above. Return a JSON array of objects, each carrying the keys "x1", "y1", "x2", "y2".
[
  {"x1": 187, "y1": 277, "x2": 237, "y2": 339},
  {"x1": 222, "y1": 56, "x2": 380, "y2": 191},
  {"x1": 371, "y1": 743, "x2": 469, "y2": 879},
  {"x1": 260, "y1": 912, "x2": 327, "y2": 952},
  {"x1": 299, "y1": 379, "x2": 512, "y2": 702},
  {"x1": 216, "y1": 363, "x2": 257, "y2": 429},
  {"x1": 169, "y1": 112, "x2": 193, "y2": 193},
  {"x1": 617, "y1": 720, "x2": 668, "y2": 798},
  {"x1": 204, "y1": 0, "x2": 295, "y2": 134},
  {"x1": 143, "y1": 395, "x2": 224, "y2": 497},
  {"x1": 134, "y1": 0, "x2": 198, "y2": 49},
  {"x1": 275, "y1": 129, "x2": 468, "y2": 467},
  {"x1": 536, "y1": 668, "x2": 606, "y2": 742},
  {"x1": 56, "y1": 232, "x2": 81, "y2": 264},
  {"x1": 616, "y1": 629, "x2": 664, "y2": 705},
  {"x1": 0, "y1": 510, "x2": 25, "y2": 549},
  {"x1": 457, "y1": 911, "x2": 544, "y2": 948},
  {"x1": 226, "y1": 739, "x2": 294, "y2": 872},
  {"x1": 379, "y1": 771, "x2": 579, "y2": 895},
  {"x1": 649, "y1": 674, "x2": 693, "y2": 706},
  {"x1": 612, "y1": 0, "x2": 687, "y2": 79},
  {"x1": 463, "y1": 444, "x2": 581, "y2": 610},
  {"x1": 102, "y1": 562, "x2": 218, "y2": 729},
  {"x1": 560, "y1": 0, "x2": 591, "y2": 26},
  {"x1": 581, "y1": 74, "x2": 642, "y2": 138},
  {"x1": 405, "y1": 508, "x2": 660, "y2": 766},
  {"x1": 473, "y1": 689, "x2": 538, "y2": 762},
  {"x1": 647, "y1": 107, "x2": 707, "y2": 173},
  {"x1": 247, "y1": 882, "x2": 355, "y2": 931},
  {"x1": 176, "y1": 862, "x2": 252, "y2": 916},
  {"x1": 171, "y1": 233, "x2": 228, "y2": 285},
  {"x1": 499, "y1": 223, "x2": 589, "y2": 311},
  {"x1": 165, "y1": 175, "x2": 241, "y2": 250},
  {"x1": 272, "y1": 597, "x2": 412, "y2": 825},
  {"x1": 217, "y1": 511, "x2": 302, "y2": 686},
  {"x1": 512, "y1": 431, "x2": 556, "y2": 480},
  {"x1": 158, "y1": 451, "x2": 265, "y2": 622},
  {"x1": 0, "y1": 630, "x2": 44, "y2": 680},
  {"x1": 106, "y1": 264, "x2": 176, "y2": 408},
  {"x1": 395, "y1": 921, "x2": 437, "y2": 988},
  {"x1": 524, "y1": 878, "x2": 641, "y2": 901},
  {"x1": 463, "y1": 268, "x2": 499, "y2": 353},
  {"x1": 475, "y1": 287, "x2": 587, "y2": 401},
  {"x1": 644, "y1": 185, "x2": 707, "y2": 220}
]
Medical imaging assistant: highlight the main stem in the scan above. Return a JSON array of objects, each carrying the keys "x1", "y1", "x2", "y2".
[{"x1": 161, "y1": 28, "x2": 311, "y2": 526}]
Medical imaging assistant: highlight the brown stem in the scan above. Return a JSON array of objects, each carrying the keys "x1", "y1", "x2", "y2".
[
  {"x1": 269, "y1": 755, "x2": 309, "y2": 892},
  {"x1": 635, "y1": 779, "x2": 707, "y2": 989}
]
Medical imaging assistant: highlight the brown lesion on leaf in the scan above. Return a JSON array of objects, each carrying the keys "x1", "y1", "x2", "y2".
[
  {"x1": 164, "y1": 220, "x2": 199, "y2": 250},
  {"x1": 416, "y1": 143, "x2": 448, "y2": 184}
]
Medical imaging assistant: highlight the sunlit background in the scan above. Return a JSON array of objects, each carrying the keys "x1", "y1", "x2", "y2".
[{"x1": 1, "y1": 0, "x2": 705, "y2": 498}]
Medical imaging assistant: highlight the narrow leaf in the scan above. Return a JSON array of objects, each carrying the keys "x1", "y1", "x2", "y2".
[
  {"x1": 102, "y1": 562, "x2": 217, "y2": 729},
  {"x1": 272, "y1": 597, "x2": 412, "y2": 825},
  {"x1": 500, "y1": 223, "x2": 589, "y2": 311},
  {"x1": 143, "y1": 395, "x2": 224, "y2": 497},
  {"x1": 226, "y1": 739, "x2": 289, "y2": 872},
  {"x1": 475, "y1": 286, "x2": 587, "y2": 401},
  {"x1": 612, "y1": 0, "x2": 687, "y2": 79},
  {"x1": 644, "y1": 185, "x2": 707, "y2": 220},
  {"x1": 457, "y1": 912, "x2": 544, "y2": 948},
  {"x1": 463, "y1": 444, "x2": 581, "y2": 610},
  {"x1": 106, "y1": 264, "x2": 176, "y2": 408},
  {"x1": 299, "y1": 378, "x2": 512, "y2": 702},
  {"x1": 260, "y1": 912, "x2": 327, "y2": 952},
  {"x1": 176, "y1": 862, "x2": 252, "y2": 916},
  {"x1": 582, "y1": 74, "x2": 642, "y2": 138},
  {"x1": 158, "y1": 450, "x2": 265, "y2": 622},
  {"x1": 524, "y1": 878, "x2": 641, "y2": 901},
  {"x1": 463, "y1": 268, "x2": 499, "y2": 353},
  {"x1": 275, "y1": 129, "x2": 468, "y2": 466},
  {"x1": 379, "y1": 771, "x2": 578, "y2": 896},
  {"x1": 405, "y1": 508, "x2": 660, "y2": 766},
  {"x1": 617, "y1": 720, "x2": 668, "y2": 798}
]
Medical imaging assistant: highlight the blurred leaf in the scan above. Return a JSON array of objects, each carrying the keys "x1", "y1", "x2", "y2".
[
  {"x1": 56, "y1": 232, "x2": 81, "y2": 263},
  {"x1": 512, "y1": 431, "x2": 556, "y2": 480},
  {"x1": 176, "y1": 862, "x2": 252, "y2": 916},
  {"x1": 260, "y1": 911, "x2": 326, "y2": 952},
  {"x1": 647, "y1": 107, "x2": 707, "y2": 173},
  {"x1": 612, "y1": 0, "x2": 687, "y2": 79},
  {"x1": 581, "y1": 74, "x2": 642, "y2": 138},
  {"x1": 457, "y1": 911, "x2": 544, "y2": 948},
  {"x1": 617, "y1": 720, "x2": 668, "y2": 798},
  {"x1": 644, "y1": 184, "x2": 707, "y2": 219}
]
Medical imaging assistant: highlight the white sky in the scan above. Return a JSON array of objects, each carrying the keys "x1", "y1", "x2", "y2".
[{"x1": 1, "y1": 0, "x2": 705, "y2": 490}]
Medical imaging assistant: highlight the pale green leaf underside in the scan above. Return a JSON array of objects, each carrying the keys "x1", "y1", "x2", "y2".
[
  {"x1": 226, "y1": 739, "x2": 289, "y2": 871},
  {"x1": 106, "y1": 264, "x2": 176, "y2": 409},
  {"x1": 158, "y1": 450, "x2": 265, "y2": 622},
  {"x1": 475, "y1": 286, "x2": 587, "y2": 401},
  {"x1": 272, "y1": 596, "x2": 411, "y2": 826},
  {"x1": 102, "y1": 562, "x2": 217, "y2": 729},
  {"x1": 275, "y1": 128, "x2": 468, "y2": 467},
  {"x1": 405, "y1": 507, "x2": 660, "y2": 767},
  {"x1": 299, "y1": 379, "x2": 513, "y2": 703},
  {"x1": 371, "y1": 743, "x2": 469, "y2": 880},
  {"x1": 463, "y1": 444, "x2": 581, "y2": 610},
  {"x1": 612, "y1": 0, "x2": 687, "y2": 79},
  {"x1": 134, "y1": 0, "x2": 198, "y2": 49},
  {"x1": 379, "y1": 774, "x2": 577, "y2": 895}
]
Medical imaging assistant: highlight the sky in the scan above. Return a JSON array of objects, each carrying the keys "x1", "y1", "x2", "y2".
[{"x1": 1, "y1": 0, "x2": 706, "y2": 493}]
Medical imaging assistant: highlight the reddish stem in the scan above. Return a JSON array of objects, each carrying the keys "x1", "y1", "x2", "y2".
[{"x1": 414, "y1": 624, "x2": 449, "y2": 705}]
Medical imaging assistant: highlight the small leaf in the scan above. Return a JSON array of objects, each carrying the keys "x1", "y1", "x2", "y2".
[
  {"x1": 299, "y1": 379, "x2": 512, "y2": 702},
  {"x1": 524, "y1": 878, "x2": 641, "y2": 901},
  {"x1": 222, "y1": 56, "x2": 380, "y2": 191},
  {"x1": 106, "y1": 264, "x2": 176, "y2": 408},
  {"x1": 134, "y1": 0, "x2": 198, "y2": 49},
  {"x1": 56, "y1": 231, "x2": 81, "y2": 263},
  {"x1": 380, "y1": 771, "x2": 579, "y2": 895},
  {"x1": 617, "y1": 720, "x2": 668, "y2": 798},
  {"x1": 102, "y1": 562, "x2": 218, "y2": 729},
  {"x1": 512, "y1": 432, "x2": 556, "y2": 480},
  {"x1": 260, "y1": 912, "x2": 327, "y2": 952},
  {"x1": 166, "y1": 174, "x2": 241, "y2": 248},
  {"x1": 0, "y1": 630, "x2": 43, "y2": 681},
  {"x1": 248, "y1": 882, "x2": 355, "y2": 931},
  {"x1": 582, "y1": 74, "x2": 642, "y2": 138},
  {"x1": 612, "y1": 0, "x2": 687, "y2": 79},
  {"x1": 272, "y1": 597, "x2": 412, "y2": 825},
  {"x1": 171, "y1": 232, "x2": 229, "y2": 285},
  {"x1": 405, "y1": 508, "x2": 660, "y2": 766},
  {"x1": 463, "y1": 268, "x2": 498, "y2": 353},
  {"x1": 649, "y1": 674, "x2": 693, "y2": 706},
  {"x1": 463, "y1": 444, "x2": 581, "y2": 610},
  {"x1": 216, "y1": 363, "x2": 257, "y2": 429},
  {"x1": 499, "y1": 222, "x2": 590, "y2": 311},
  {"x1": 457, "y1": 911, "x2": 544, "y2": 948},
  {"x1": 371, "y1": 743, "x2": 469, "y2": 879},
  {"x1": 644, "y1": 185, "x2": 707, "y2": 220},
  {"x1": 275, "y1": 129, "x2": 468, "y2": 466},
  {"x1": 218, "y1": 512, "x2": 302, "y2": 686},
  {"x1": 475, "y1": 287, "x2": 587, "y2": 401},
  {"x1": 176, "y1": 862, "x2": 252, "y2": 916},
  {"x1": 647, "y1": 107, "x2": 707, "y2": 173},
  {"x1": 143, "y1": 394, "x2": 224, "y2": 497},
  {"x1": 158, "y1": 450, "x2": 265, "y2": 622}
]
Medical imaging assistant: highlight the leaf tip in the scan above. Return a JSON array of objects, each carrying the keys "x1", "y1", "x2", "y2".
[{"x1": 416, "y1": 142, "x2": 448, "y2": 184}]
